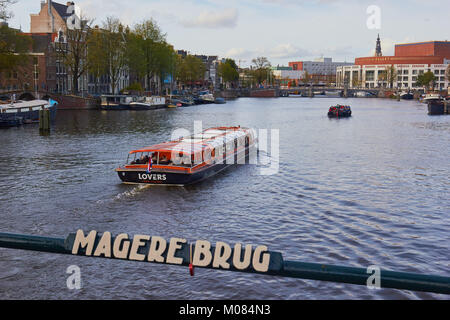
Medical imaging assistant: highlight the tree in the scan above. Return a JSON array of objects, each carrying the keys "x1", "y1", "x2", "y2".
[
  {"x1": 218, "y1": 58, "x2": 239, "y2": 88},
  {"x1": 128, "y1": 19, "x2": 167, "y2": 93},
  {"x1": 87, "y1": 26, "x2": 107, "y2": 94},
  {"x1": 416, "y1": 71, "x2": 436, "y2": 91},
  {"x1": 0, "y1": 0, "x2": 15, "y2": 22},
  {"x1": 175, "y1": 54, "x2": 205, "y2": 88},
  {"x1": 56, "y1": 17, "x2": 93, "y2": 94},
  {"x1": 385, "y1": 65, "x2": 397, "y2": 89},
  {"x1": 250, "y1": 56, "x2": 271, "y2": 85},
  {"x1": 0, "y1": 24, "x2": 32, "y2": 73},
  {"x1": 301, "y1": 71, "x2": 312, "y2": 86}
]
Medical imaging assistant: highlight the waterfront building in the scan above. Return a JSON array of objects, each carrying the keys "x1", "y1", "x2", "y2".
[
  {"x1": 270, "y1": 66, "x2": 305, "y2": 87},
  {"x1": 336, "y1": 38, "x2": 450, "y2": 90},
  {"x1": 27, "y1": 1, "x2": 129, "y2": 95},
  {"x1": 289, "y1": 57, "x2": 353, "y2": 85}
]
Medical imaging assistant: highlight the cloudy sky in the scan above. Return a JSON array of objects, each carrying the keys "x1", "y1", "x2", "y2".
[{"x1": 7, "y1": 0, "x2": 450, "y2": 66}]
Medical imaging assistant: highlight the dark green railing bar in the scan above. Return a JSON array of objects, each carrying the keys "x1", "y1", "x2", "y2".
[{"x1": 0, "y1": 232, "x2": 448, "y2": 295}]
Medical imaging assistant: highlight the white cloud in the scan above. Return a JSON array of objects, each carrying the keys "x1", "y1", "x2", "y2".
[
  {"x1": 268, "y1": 43, "x2": 311, "y2": 59},
  {"x1": 180, "y1": 8, "x2": 238, "y2": 28}
]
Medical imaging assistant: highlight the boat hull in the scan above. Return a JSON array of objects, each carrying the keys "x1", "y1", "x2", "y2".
[
  {"x1": 328, "y1": 111, "x2": 351, "y2": 118},
  {"x1": 129, "y1": 103, "x2": 166, "y2": 110},
  {"x1": 427, "y1": 102, "x2": 445, "y2": 115}
]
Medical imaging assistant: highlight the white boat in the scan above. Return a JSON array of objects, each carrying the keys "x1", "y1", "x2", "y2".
[
  {"x1": 198, "y1": 91, "x2": 215, "y2": 103},
  {"x1": 422, "y1": 93, "x2": 442, "y2": 102},
  {"x1": 0, "y1": 99, "x2": 58, "y2": 125},
  {"x1": 129, "y1": 96, "x2": 166, "y2": 110}
]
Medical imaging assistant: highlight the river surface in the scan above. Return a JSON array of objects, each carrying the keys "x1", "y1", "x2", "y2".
[{"x1": 0, "y1": 97, "x2": 449, "y2": 300}]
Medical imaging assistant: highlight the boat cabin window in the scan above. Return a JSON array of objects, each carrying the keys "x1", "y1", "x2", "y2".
[
  {"x1": 129, "y1": 152, "x2": 153, "y2": 165},
  {"x1": 158, "y1": 152, "x2": 172, "y2": 165}
]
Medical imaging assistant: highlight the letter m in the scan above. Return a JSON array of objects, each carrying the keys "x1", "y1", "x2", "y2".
[{"x1": 71, "y1": 230, "x2": 97, "y2": 256}]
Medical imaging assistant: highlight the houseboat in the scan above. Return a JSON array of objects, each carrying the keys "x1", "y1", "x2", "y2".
[
  {"x1": 115, "y1": 126, "x2": 257, "y2": 186},
  {"x1": 100, "y1": 95, "x2": 137, "y2": 110},
  {"x1": 0, "y1": 99, "x2": 57, "y2": 126},
  {"x1": 129, "y1": 96, "x2": 166, "y2": 110}
]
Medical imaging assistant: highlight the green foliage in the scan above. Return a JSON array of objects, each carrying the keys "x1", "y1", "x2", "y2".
[
  {"x1": 124, "y1": 82, "x2": 143, "y2": 92},
  {"x1": 0, "y1": 24, "x2": 32, "y2": 72},
  {"x1": 175, "y1": 54, "x2": 206, "y2": 85},
  {"x1": 416, "y1": 71, "x2": 436, "y2": 90},
  {"x1": 249, "y1": 56, "x2": 272, "y2": 85},
  {"x1": 218, "y1": 58, "x2": 239, "y2": 84}
]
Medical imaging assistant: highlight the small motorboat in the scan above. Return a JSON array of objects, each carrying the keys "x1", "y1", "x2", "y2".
[
  {"x1": 214, "y1": 97, "x2": 226, "y2": 104},
  {"x1": 115, "y1": 126, "x2": 257, "y2": 186},
  {"x1": 328, "y1": 105, "x2": 352, "y2": 118},
  {"x1": 400, "y1": 92, "x2": 414, "y2": 100}
]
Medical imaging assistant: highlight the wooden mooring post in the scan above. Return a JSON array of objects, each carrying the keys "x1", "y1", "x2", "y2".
[{"x1": 39, "y1": 108, "x2": 51, "y2": 132}]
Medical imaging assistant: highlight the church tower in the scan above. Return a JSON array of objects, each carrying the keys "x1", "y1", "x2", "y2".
[{"x1": 375, "y1": 34, "x2": 382, "y2": 57}]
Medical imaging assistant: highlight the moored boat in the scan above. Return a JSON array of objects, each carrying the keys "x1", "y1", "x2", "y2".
[
  {"x1": 214, "y1": 97, "x2": 226, "y2": 104},
  {"x1": 328, "y1": 105, "x2": 351, "y2": 118},
  {"x1": 100, "y1": 95, "x2": 137, "y2": 110},
  {"x1": 198, "y1": 91, "x2": 215, "y2": 104},
  {"x1": 400, "y1": 92, "x2": 414, "y2": 100},
  {"x1": 129, "y1": 96, "x2": 166, "y2": 110},
  {"x1": 115, "y1": 126, "x2": 257, "y2": 186},
  {"x1": 0, "y1": 99, "x2": 57, "y2": 124}
]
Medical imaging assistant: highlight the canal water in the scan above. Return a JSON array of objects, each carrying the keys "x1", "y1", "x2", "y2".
[{"x1": 0, "y1": 97, "x2": 449, "y2": 299}]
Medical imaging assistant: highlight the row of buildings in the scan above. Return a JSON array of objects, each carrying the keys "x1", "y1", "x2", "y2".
[
  {"x1": 2, "y1": 1, "x2": 449, "y2": 95},
  {"x1": 0, "y1": 1, "x2": 222, "y2": 96},
  {"x1": 336, "y1": 39, "x2": 450, "y2": 90},
  {"x1": 265, "y1": 35, "x2": 450, "y2": 91}
]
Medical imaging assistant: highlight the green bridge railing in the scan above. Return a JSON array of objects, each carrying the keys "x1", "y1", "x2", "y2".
[{"x1": 0, "y1": 230, "x2": 448, "y2": 295}]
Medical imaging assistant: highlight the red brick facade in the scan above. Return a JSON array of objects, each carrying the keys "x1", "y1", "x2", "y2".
[
  {"x1": 288, "y1": 61, "x2": 303, "y2": 71},
  {"x1": 355, "y1": 41, "x2": 450, "y2": 66},
  {"x1": 395, "y1": 41, "x2": 450, "y2": 57}
]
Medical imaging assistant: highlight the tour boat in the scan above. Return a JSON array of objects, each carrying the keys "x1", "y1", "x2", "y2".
[
  {"x1": 0, "y1": 99, "x2": 57, "y2": 124},
  {"x1": 328, "y1": 105, "x2": 351, "y2": 118},
  {"x1": 115, "y1": 126, "x2": 257, "y2": 186}
]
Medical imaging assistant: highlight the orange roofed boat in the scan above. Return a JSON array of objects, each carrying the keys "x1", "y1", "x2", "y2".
[{"x1": 115, "y1": 126, "x2": 257, "y2": 186}]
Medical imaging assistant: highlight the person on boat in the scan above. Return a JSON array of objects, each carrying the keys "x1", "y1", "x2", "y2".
[{"x1": 159, "y1": 154, "x2": 170, "y2": 165}]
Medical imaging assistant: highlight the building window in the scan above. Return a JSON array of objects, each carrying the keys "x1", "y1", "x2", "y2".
[{"x1": 412, "y1": 70, "x2": 417, "y2": 75}]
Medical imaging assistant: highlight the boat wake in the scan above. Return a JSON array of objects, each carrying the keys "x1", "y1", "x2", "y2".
[
  {"x1": 113, "y1": 184, "x2": 152, "y2": 200},
  {"x1": 96, "y1": 184, "x2": 152, "y2": 205}
]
